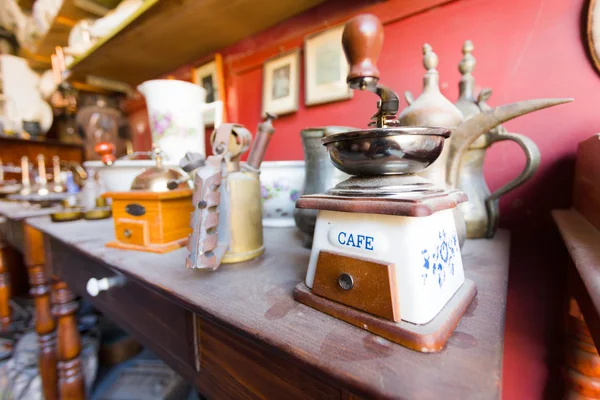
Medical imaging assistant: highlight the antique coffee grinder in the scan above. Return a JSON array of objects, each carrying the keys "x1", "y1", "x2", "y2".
[
  {"x1": 98, "y1": 144, "x2": 194, "y2": 254},
  {"x1": 186, "y1": 115, "x2": 276, "y2": 270},
  {"x1": 294, "y1": 14, "x2": 477, "y2": 352}
]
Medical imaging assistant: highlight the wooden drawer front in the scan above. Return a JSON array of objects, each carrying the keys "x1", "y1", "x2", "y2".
[
  {"x1": 313, "y1": 251, "x2": 395, "y2": 321},
  {"x1": 114, "y1": 219, "x2": 148, "y2": 246},
  {"x1": 195, "y1": 316, "x2": 341, "y2": 399},
  {"x1": 45, "y1": 237, "x2": 197, "y2": 372}
]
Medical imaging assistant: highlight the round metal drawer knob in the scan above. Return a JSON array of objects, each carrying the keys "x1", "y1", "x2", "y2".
[
  {"x1": 338, "y1": 273, "x2": 354, "y2": 290},
  {"x1": 123, "y1": 229, "x2": 132, "y2": 238}
]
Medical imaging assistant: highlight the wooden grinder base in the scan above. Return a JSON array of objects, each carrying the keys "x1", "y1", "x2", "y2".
[
  {"x1": 294, "y1": 279, "x2": 477, "y2": 353},
  {"x1": 106, "y1": 238, "x2": 188, "y2": 254}
]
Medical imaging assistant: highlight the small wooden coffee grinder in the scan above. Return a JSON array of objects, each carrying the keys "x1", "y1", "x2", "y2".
[
  {"x1": 293, "y1": 14, "x2": 477, "y2": 352},
  {"x1": 98, "y1": 144, "x2": 194, "y2": 254}
]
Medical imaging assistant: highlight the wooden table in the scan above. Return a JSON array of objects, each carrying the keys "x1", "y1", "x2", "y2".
[
  {"x1": 0, "y1": 201, "x2": 82, "y2": 400},
  {"x1": 27, "y1": 215, "x2": 510, "y2": 399}
]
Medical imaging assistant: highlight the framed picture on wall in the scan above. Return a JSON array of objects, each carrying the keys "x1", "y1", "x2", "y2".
[
  {"x1": 192, "y1": 54, "x2": 227, "y2": 125},
  {"x1": 262, "y1": 49, "x2": 300, "y2": 117},
  {"x1": 304, "y1": 25, "x2": 352, "y2": 106}
]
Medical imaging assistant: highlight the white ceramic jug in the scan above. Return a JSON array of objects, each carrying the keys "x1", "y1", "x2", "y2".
[{"x1": 137, "y1": 79, "x2": 223, "y2": 162}]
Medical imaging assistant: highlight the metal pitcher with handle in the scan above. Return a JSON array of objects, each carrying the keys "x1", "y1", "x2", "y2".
[
  {"x1": 453, "y1": 41, "x2": 541, "y2": 238},
  {"x1": 293, "y1": 126, "x2": 353, "y2": 247},
  {"x1": 401, "y1": 41, "x2": 571, "y2": 242}
]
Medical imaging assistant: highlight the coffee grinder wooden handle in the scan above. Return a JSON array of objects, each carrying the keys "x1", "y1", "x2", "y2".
[{"x1": 342, "y1": 14, "x2": 384, "y2": 87}]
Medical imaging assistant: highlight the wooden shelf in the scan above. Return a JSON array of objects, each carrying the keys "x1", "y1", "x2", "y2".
[
  {"x1": 37, "y1": 0, "x2": 100, "y2": 57},
  {"x1": 18, "y1": 0, "x2": 36, "y2": 10},
  {"x1": 0, "y1": 134, "x2": 85, "y2": 149},
  {"x1": 19, "y1": 49, "x2": 51, "y2": 71},
  {"x1": 21, "y1": 0, "x2": 102, "y2": 70},
  {"x1": 553, "y1": 208, "x2": 600, "y2": 349},
  {"x1": 554, "y1": 209, "x2": 600, "y2": 311},
  {"x1": 66, "y1": 0, "x2": 327, "y2": 87}
]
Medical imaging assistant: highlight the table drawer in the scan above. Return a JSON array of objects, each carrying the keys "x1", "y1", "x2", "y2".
[
  {"x1": 45, "y1": 237, "x2": 197, "y2": 373},
  {"x1": 195, "y1": 316, "x2": 343, "y2": 399}
]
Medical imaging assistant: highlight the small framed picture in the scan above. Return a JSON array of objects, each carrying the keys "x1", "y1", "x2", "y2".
[
  {"x1": 262, "y1": 49, "x2": 300, "y2": 117},
  {"x1": 192, "y1": 54, "x2": 227, "y2": 126},
  {"x1": 304, "y1": 25, "x2": 353, "y2": 106}
]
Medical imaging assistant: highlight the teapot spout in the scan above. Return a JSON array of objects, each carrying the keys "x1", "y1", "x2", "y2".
[{"x1": 447, "y1": 97, "x2": 573, "y2": 186}]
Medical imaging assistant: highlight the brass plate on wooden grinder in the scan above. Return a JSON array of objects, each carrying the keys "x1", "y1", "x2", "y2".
[{"x1": 312, "y1": 251, "x2": 395, "y2": 321}]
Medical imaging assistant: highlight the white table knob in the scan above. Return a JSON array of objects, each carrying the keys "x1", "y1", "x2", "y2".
[{"x1": 86, "y1": 276, "x2": 125, "y2": 297}]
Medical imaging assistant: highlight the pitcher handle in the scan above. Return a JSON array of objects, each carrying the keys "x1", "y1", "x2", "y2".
[{"x1": 484, "y1": 129, "x2": 541, "y2": 237}]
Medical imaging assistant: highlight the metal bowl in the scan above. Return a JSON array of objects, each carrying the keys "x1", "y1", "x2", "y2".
[
  {"x1": 322, "y1": 127, "x2": 451, "y2": 176},
  {"x1": 130, "y1": 166, "x2": 189, "y2": 192}
]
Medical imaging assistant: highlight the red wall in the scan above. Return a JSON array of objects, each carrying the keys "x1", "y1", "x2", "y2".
[{"x1": 138, "y1": 0, "x2": 598, "y2": 397}]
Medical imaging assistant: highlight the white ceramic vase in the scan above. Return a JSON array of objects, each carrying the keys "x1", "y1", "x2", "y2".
[{"x1": 137, "y1": 79, "x2": 223, "y2": 162}]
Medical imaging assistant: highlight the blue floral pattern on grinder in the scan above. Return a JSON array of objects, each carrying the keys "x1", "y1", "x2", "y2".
[{"x1": 421, "y1": 230, "x2": 459, "y2": 288}]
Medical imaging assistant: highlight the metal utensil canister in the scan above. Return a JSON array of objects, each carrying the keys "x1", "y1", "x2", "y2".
[{"x1": 293, "y1": 127, "x2": 354, "y2": 247}]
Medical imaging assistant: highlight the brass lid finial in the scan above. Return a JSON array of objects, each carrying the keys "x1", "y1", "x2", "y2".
[
  {"x1": 423, "y1": 44, "x2": 439, "y2": 71},
  {"x1": 459, "y1": 40, "x2": 475, "y2": 76},
  {"x1": 398, "y1": 42, "x2": 462, "y2": 134},
  {"x1": 457, "y1": 40, "x2": 477, "y2": 103},
  {"x1": 421, "y1": 44, "x2": 441, "y2": 94},
  {"x1": 153, "y1": 146, "x2": 163, "y2": 169}
]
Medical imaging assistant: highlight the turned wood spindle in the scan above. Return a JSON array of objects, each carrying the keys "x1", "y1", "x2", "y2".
[
  {"x1": 24, "y1": 224, "x2": 58, "y2": 399},
  {"x1": 20, "y1": 156, "x2": 32, "y2": 195},
  {"x1": 342, "y1": 14, "x2": 384, "y2": 85},
  {"x1": 31, "y1": 265, "x2": 58, "y2": 399},
  {"x1": 37, "y1": 154, "x2": 50, "y2": 196},
  {"x1": 53, "y1": 155, "x2": 65, "y2": 193},
  {"x1": 0, "y1": 241, "x2": 10, "y2": 330},
  {"x1": 53, "y1": 280, "x2": 85, "y2": 399}
]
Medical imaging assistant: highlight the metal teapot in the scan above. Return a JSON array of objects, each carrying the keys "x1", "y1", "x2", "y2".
[
  {"x1": 400, "y1": 43, "x2": 572, "y2": 242},
  {"x1": 452, "y1": 41, "x2": 543, "y2": 238}
]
